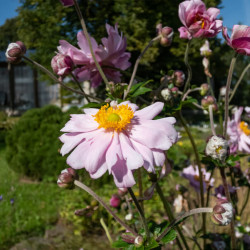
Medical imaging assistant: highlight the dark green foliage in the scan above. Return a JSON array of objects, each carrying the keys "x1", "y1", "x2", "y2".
[{"x1": 5, "y1": 105, "x2": 80, "y2": 180}]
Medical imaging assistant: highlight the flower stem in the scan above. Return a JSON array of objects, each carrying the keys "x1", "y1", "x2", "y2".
[
  {"x1": 74, "y1": 180, "x2": 138, "y2": 236},
  {"x1": 123, "y1": 35, "x2": 161, "y2": 100},
  {"x1": 156, "y1": 207, "x2": 213, "y2": 242},
  {"x1": 128, "y1": 187, "x2": 150, "y2": 241},
  {"x1": 100, "y1": 217, "x2": 113, "y2": 244},
  {"x1": 219, "y1": 168, "x2": 237, "y2": 249},
  {"x1": 223, "y1": 55, "x2": 237, "y2": 138},
  {"x1": 182, "y1": 40, "x2": 192, "y2": 95},
  {"x1": 137, "y1": 168, "x2": 144, "y2": 212},
  {"x1": 229, "y1": 63, "x2": 250, "y2": 103},
  {"x1": 181, "y1": 87, "x2": 201, "y2": 101},
  {"x1": 207, "y1": 75, "x2": 215, "y2": 99},
  {"x1": 72, "y1": 0, "x2": 110, "y2": 90},
  {"x1": 22, "y1": 56, "x2": 102, "y2": 102},
  {"x1": 155, "y1": 183, "x2": 189, "y2": 250},
  {"x1": 178, "y1": 111, "x2": 206, "y2": 247},
  {"x1": 209, "y1": 105, "x2": 216, "y2": 136}
]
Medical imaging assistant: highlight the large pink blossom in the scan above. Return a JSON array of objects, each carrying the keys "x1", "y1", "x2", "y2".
[
  {"x1": 227, "y1": 107, "x2": 250, "y2": 153},
  {"x1": 59, "y1": 102, "x2": 178, "y2": 188},
  {"x1": 223, "y1": 25, "x2": 250, "y2": 56},
  {"x1": 182, "y1": 165, "x2": 214, "y2": 192},
  {"x1": 178, "y1": 0, "x2": 222, "y2": 39},
  {"x1": 58, "y1": 24, "x2": 131, "y2": 87}
]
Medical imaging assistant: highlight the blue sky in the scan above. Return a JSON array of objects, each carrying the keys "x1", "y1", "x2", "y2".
[{"x1": 0, "y1": 0, "x2": 249, "y2": 28}]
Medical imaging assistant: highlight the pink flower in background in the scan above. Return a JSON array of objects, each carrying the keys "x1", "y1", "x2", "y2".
[
  {"x1": 60, "y1": 102, "x2": 178, "y2": 188},
  {"x1": 223, "y1": 25, "x2": 250, "y2": 56},
  {"x1": 59, "y1": 0, "x2": 74, "y2": 7},
  {"x1": 178, "y1": 0, "x2": 222, "y2": 39},
  {"x1": 214, "y1": 184, "x2": 238, "y2": 199},
  {"x1": 58, "y1": 24, "x2": 131, "y2": 87},
  {"x1": 182, "y1": 165, "x2": 214, "y2": 192},
  {"x1": 227, "y1": 107, "x2": 250, "y2": 153}
]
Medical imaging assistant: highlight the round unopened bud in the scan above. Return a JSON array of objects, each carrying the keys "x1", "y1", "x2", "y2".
[
  {"x1": 161, "y1": 88, "x2": 173, "y2": 101},
  {"x1": 171, "y1": 87, "x2": 179, "y2": 97},
  {"x1": 118, "y1": 187, "x2": 128, "y2": 196},
  {"x1": 172, "y1": 70, "x2": 185, "y2": 87},
  {"x1": 125, "y1": 213, "x2": 133, "y2": 221},
  {"x1": 201, "y1": 96, "x2": 217, "y2": 111},
  {"x1": 200, "y1": 83, "x2": 209, "y2": 96},
  {"x1": 57, "y1": 168, "x2": 78, "y2": 189},
  {"x1": 205, "y1": 136, "x2": 229, "y2": 161},
  {"x1": 220, "y1": 86, "x2": 227, "y2": 97},
  {"x1": 211, "y1": 199, "x2": 233, "y2": 226},
  {"x1": 134, "y1": 236, "x2": 144, "y2": 247},
  {"x1": 51, "y1": 53, "x2": 74, "y2": 76},
  {"x1": 109, "y1": 194, "x2": 121, "y2": 208},
  {"x1": 6, "y1": 41, "x2": 26, "y2": 64},
  {"x1": 156, "y1": 24, "x2": 174, "y2": 47}
]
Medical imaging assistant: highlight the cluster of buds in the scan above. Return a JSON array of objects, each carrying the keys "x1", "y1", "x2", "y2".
[
  {"x1": 201, "y1": 96, "x2": 218, "y2": 111},
  {"x1": 57, "y1": 168, "x2": 78, "y2": 189},
  {"x1": 6, "y1": 41, "x2": 26, "y2": 64},
  {"x1": 200, "y1": 83, "x2": 209, "y2": 96},
  {"x1": 156, "y1": 23, "x2": 174, "y2": 47},
  {"x1": 171, "y1": 70, "x2": 185, "y2": 87},
  {"x1": 51, "y1": 53, "x2": 74, "y2": 77},
  {"x1": 211, "y1": 199, "x2": 233, "y2": 226},
  {"x1": 205, "y1": 135, "x2": 229, "y2": 161},
  {"x1": 121, "y1": 234, "x2": 144, "y2": 247}
]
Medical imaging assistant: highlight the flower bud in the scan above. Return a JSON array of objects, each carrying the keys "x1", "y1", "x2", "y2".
[
  {"x1": 6, "y1": 41, "x2": 26, "y2": 64},
  {"x1": 125, "y1": 213, "x2": 133, "y2": 221},
  {"x1": 200, "y1": 83, "x2": 209, "y2": 96},
  {"x1": 211, "y1": 199, "x2": 233, "y2": 226},
  {"x1": 171, "y1": 87, "x2": 179, "y2": 97},
  {"x1": 201, "y1": 96, "x2": 217, "y2": 111},
  {"x1": 134, "y1": 236, "x2": 144, "y2": 247},
  {"x1": 200, "y1": 40, "x2": 212, "y2": 57},
  {"x1": 59, "y1": 0, "x2": 74, "y2": 6},
  {"x1": 161, "y1": 88, "x2": 173, "y2": 101},
  {"x1": 156, "y1": 24, "x2": 174, "y2": 47},
  {"x1": 202, "y1": 57, "x2": 210, "y2": 69},
  {"x1": 51, "y1": 53, "x2": 74, "y2": 76},
  {"x1": 172, "y1": 70, "x2": 185, "y2": 87},
  {"x1": 118, "y1": 187, "x2": 128, "y2": 196},
  {"x1": 109, "y1": 194, "x2": 121, "y2": 208},
  {"x1": 57, "y1": 168, "x2": 78, "y2": 189},
  {"x1": 121, "y1": 233, "x2": 136, "y2": 244},
  {"x1": 205, "y1": 136, "x2": 229, "y2": 161},
  {"x1": 220, "y1": 86, "x2": 227, "y2": 97}
]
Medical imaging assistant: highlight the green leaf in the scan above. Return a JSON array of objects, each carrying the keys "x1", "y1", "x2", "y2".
[
  {"x1": 226, "y1": 155, "x2": 240, "y2": 167},
  {"x1": 130, "y1": 86, "x2": 152, "y2": 98},
  {"x1": 82, "y1": 102, "x2": 104, "y2": 109},
  {"x1": 145, "y1": 238, "x2": 159, "y2": 250},
  {"x1": 112, "y1": 239, "x2": 131, "y2": 248},
  {"x1": 128, "y1": 80, "x2": 152, "y2": 97},
  {"x1": 161, "y1": 229, "x2": 177, "y2": 244}
]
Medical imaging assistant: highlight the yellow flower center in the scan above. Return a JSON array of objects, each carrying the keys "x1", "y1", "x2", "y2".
[
  {"x1": 94, "y1": 104, "x2": 134, "y2": 131},
  {"x1": 239, "y1": 121, "x2": 250, "y2": 136},
  {"x1": 215, "y1": 146, "x2": 223, "y2": 154}
]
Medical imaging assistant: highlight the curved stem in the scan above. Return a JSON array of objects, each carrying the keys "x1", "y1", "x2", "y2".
[
  {"x1": 128, "y1": 187, "x2": 150, "y2": 241},
  {"x1": 72, "y1": 0, "x2": 110, "y2": 89},
  {"x1": 182, "y1": 40, "x2": 192, "y2": 95},
  {"x1": 155, "y1": 183, "x2": 189, "y2": 250},
  {"x1": 100, "y1": 217, "x2": 113, "y2": 244},
  {"x1": 74, "y1": 180, "x2": 138, "y2": 236},
  {"x1": 240, "y1": 187, "x2": 250, "y2": 216},
  {"x1": 219, "y1": 169, "x2": 236, "y2": 249},
  {"x1": 223, "y1": 55, "x2": 237, "y2": 138},
  {"x1": 182, "y1": 87, "x2": 201, "y2": 101},
  {"x1": 229, "y1": 63, "x2": 250, "y2": 103},
  {"x1": 123, "y1": 35, "x2": 161, "y2": 100},
  {"x1": 156, "y1": 207, "x2": 213, "y2": 242},
  {"x1": 22, "y1": 56, "x2": 102, "y2": 103},
  {"x1": 178, "y1": 111, "x2": 206, "y2": 247},
  {"x1": 209, "y1": 105, "x2": 216, "y2": 136}
]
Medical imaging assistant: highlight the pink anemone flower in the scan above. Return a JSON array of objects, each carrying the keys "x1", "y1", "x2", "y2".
[
  {"x1": 57, "y1": 24, "x2": 131, "y2": 87},
  {"x1": 182, "y1": 165, "x2": 214, "y2": 192},
  {"x1": 178, "y1": 0, "x2": 222, "y2": 39},
  {"x1": 227, "y1": 107, "x2": 250, "y2": 153},
  {"x1": 223, "y1": 25, "x2": 250, "y2": 56},
  {"x1": 59, "y1": 102, "x2": 178, "y2": 188}
]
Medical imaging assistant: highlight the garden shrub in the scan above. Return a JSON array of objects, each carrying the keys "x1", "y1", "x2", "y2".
[{"x1": 5, "y1": 105, "x2": 81, "y2": 180}]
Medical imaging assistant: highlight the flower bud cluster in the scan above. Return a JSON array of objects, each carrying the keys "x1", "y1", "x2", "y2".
[
  {"x1": 57, "y1": 168, "x2": 78, "y2": 189},
  {"x1": 6, "y1": 41, "x2": 26, "y2": 64},
  {"x1": 212, "y1": 199, "x2": 233, "y2": 226},
  {"x1": 156, "y1": 23, "x2": 174, "y2": 47},
  {"x1": 201, "y1": 96, "x2": 218, "y2": 111}
]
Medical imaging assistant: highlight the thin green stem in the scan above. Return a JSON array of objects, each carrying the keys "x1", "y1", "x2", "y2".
[
  {"x1": 183, "y1": 40, "x2": 192, "y2": 95},
  {"x1": 207, "y1": 76, "x2": 215, "y2": 99},
  {"x1": 100, "y1": 218, "x2": 113, "y2": 244},
  {"x1": 182, "y1": 87, "x2": 201, "y2": 101},
  {"x1": 240, "y1": 187, "x2": 250, "y2": 216},
  {"x1": 223, "y1": 55, "x2": 237, "y2": 138},
  {"x1": 229, "y1": 63, "x2": 250, "y2": 103},
  {"x1": 123, "y1": 35, "x2": 161, "y2": 100},
  {"x1": 219, "y1": 169, "x2": 237, "y2": 249},
  {"x1": 72, "y1": 0, "x2": 110, "y2": 89},
  {"x1": 156, "y1": 207, "x2": 213, "y2": 242},
  {"x1": 74, "y1": 180, "x2": 138, "y2": 236},
  {"x1": 128, "y1": 187, "x2": 150, "y2": 241},
  {"x1": 155, "y1": 183, "x2": 189, "y2": 250},
  {"x1": 178, "y1": 111, "x2": 206, "y2": 247}
]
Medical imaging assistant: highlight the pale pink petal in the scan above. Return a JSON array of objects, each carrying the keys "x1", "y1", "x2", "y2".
[
  {"x1": 152, "y1": 149, "x2": 165, "y2": 166},
  {"x1": 134, "y1": 102, "x2": 164, "y2": 120},
  {"x1": 222, "y1": 27, "x2": 232, "y2": 46},
  {"x1": 77, "y1": 31, "x2": 98, "y2": 54},
  {"x1": 90, "y1": 162, "x2": 108, "y2": 179},
  {"x1": 207, "y1": 7, "x2": 220, "y2": 20},
  {"x1": 234, "y1": 107, "x2": 243, "y2": 124},
  {"x1": 83, "y1": 108, "x2": 99, "y2": 115},
  {"x1": 119, "y1": 132, "x2": 144, "y2": 170},
  {"x1": 118, "y1": 101, "x2": 139, "y2": 112},
  {"x1": 178, "y1": 27, "x2": 192, "y2": 39},
  {"x1": 231, "y1": 25, "x2": 250, "y2": 40}
]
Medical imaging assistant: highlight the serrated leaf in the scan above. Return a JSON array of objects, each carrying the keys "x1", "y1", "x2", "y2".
[{"x1": 161, "y1": 229, "x2": 177, "y2": 244}]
